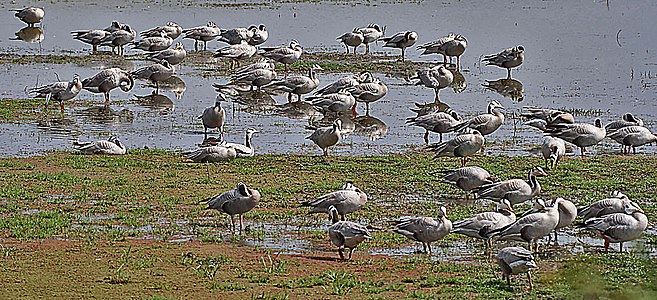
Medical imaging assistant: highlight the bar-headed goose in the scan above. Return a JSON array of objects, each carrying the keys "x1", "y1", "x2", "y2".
[
  {"x1": 301, "y1": 181, "x2": 367, "y2": 220},
  {"x1": 29, "y1": 74, "x2": 82, "y2": 113},
  {"x1": 426, "y1": 128, "x2": 484, "y2": 167},
  {"x1": 359, "y1": 24, "x2": 385, "y2": 55},
  {"x1": 410, "y1": 64, "x2": 454, "y2": 103},
  {"x1": 541, "y1": 136, "x2": 566, "y2": 170},
  {"x1": 579, "y1": 202, "x2": 647, "y2": 252},
  {"x1": 605, "y1": 113, "x2": 644, "y2": 134},
  {"x1": 148, "y1": 42, "x2": 187, "y2": 65},
  {"x1": 261, "y1": 40, "x2": 303, "y2": 75},
  {"x1": 73, "y1": 136, "x2": 126, "y2": 155},
  {"x1": 131, "y1": 60, "x2": 175, "y2": 94},
  {"x1": 487, "y1": 199, "x2": 560, "y2": 252},
  {"x1": 417, "y1": 33, "x2": 468, "y2": 67},
  {"x1": 306, "y1": 119, "x2": 342, "y2": 156},
  {"x1": 545, "y1": 119, "x2": 606, "y2": 156},
  {"x1": 496, "y1": 247, "x2": 537, "y2": 290},
  {"x1": 214, "y1": 41, "x2": 257, "y2": 70},
  {"x1": 407, "y1": 108, "x2": 462, "y2": 143},
  {"x1": 483, "y1": 45, "x2": 525, "y2": 78},
  {"x1": 82, "y1": 68, "x2": 134, "y2": 106},
  {"x1": 140, "y1": 22, "x2": 183, "y2": 39},
  {"x1": 391, "y1": 206, "x2": 452, "y2": 254},
  {"x1": 440, "y1": 166, "x2": 495, "y2": 201},
  {"x1": 577, "y1": 191, "x2": 634, "y2": 221},
  {"x1": 327, "y1": 205, "x2": 371, "y2": 260},
  {"x1": 450, "y1": 100, "x2": 505, "y2": 136},
  {"x1": 476, "y1": 167, "x2": 548, "y2": 206},
  {"x1": 182, "y1": 22, "x2": 221, "y2": 51},
  {"x1": 11, "y1": 7, "x2": 44, "y2": 27},
  {"x1": 381, "y1": 31, "x2": 418, "y2": 62},
  {"x1": 202, "y1": 182, "x2": 261, "y2": 233},
  {"x1": 452, "y1": 200, "x2": 515, "y2": 248},
  {"x1": 336, "y1": 28, "x2": 364, "y2": 55},
  {"x1": 608, "y1": 126, "x2": 657, "y2": 154},
  {"x1": 199, "y1": 94, "x2": 226, "y2": 139},
  {"x1": 264, "y1": 64, "x2": 322, "y2": 102}
]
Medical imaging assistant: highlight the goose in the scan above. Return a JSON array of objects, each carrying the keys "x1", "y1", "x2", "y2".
[
  {"x1": 496, "y1": 247, "x2": 537, "y2": 290},
  {"x1": 452, "y1": 200, "x2": 515, "y2": 248},
  {"x1": 202, "y1": 182, "x2": 261, "y2": 233},
  {"x1": 301, "y1": 181, "x2": 367, "y2": 220},
  {"x1": 140, "y1": 22, "x2": 183, "y2": 39},
  {"x1": 381, "y1": 31, "x2": 418, "y2": 62},
  {"x1": 29, "y1": 74, "x2": 82, "y2": 113},
  {"x1": 249, "y1": 24, "x2": 268, "y2": 46},
  {"x1": 260, "y1": 40, "x2": 303, "y2": 75},
  {"x1": 182, "y1": 22, "x2": 221, "y2": 51},
  {"x1": 359, "y1": 24, "x2": 385, "y2": 55},
  {"x1": 234, "y1": 58, "x2": 275, "y2": 75},
  {"x1": 426, "y1": 128, "x2": 485, "y2": 167},
  {"x1": 605, "y1": 113, "x2": 644, "y2": 134},
  {"x1": 521, "y1": 107, "x2": 575, "y2": 131},
  {"x1": 608, "y1": 126, "x2": 657, "y2": 154},
  {"x1": 578, "y1": 191, "x2": 634, "y2": 221},
  {"x1": 579, "y1": 202, "x2": 647, "y2": 252},
  {"x1": 306, "y1": 119, "x2": 342, "y2": 156},
  {"x1": 11, "y1": 7, "x2": 44, "y2": 27},
  {"x1": 131, "y1": 60, "x2": 175, "y2": 94},
  {"x1": 214, "y1": 41, "x2": 257, "y2": 70},
  {"x1": 229, "y1": 67, "x2": 277, "y2": 91},
  {"x1": 199, "y1": 94, "x2": 226, "y2": 139},
  {"x1": 131, "y1": 31, "x2": 173, "y2": 52},
  {"x1": 82, "y1": 68, "x2": 134, "y2": 106},
  {"x1": 391, "y1": 206, "x2": 452, "y2": 254},
  {"x1": 409, "y1": 101, "x2": 451, "y2": 117},
  {"x1": 314, "y1": 71, "x2": 373, "y2": 96},
  {"x1": 410, "y1": 64, "x2": 454, "y2": 103},
  {"x1": 347, "y1": 78, "x2": 388, "y2": 114},
  {"x1": 545, "y1": 119, "x2": 606, "y2": 156},
  {"x1": 550, "y1": 198, "x2": 577, "y2": 244},
  {"x1": 336, "y1": 28, "x2": 364, "y2": 55},
  {"x1": 184, "y1": 128, "x2": 258, "y2": 162},
  {"x1": 73, "y1": 136, "x2": 126, "y2": 155},
  {"x1": 440, "y1": 166, "x2": 495, "y2": 201},
  {"x1": 218, "y1": 26, "x2": 255, "y2": 45},
  {"x1": 476, "y1": 167, "x2": 548, "y2": 206},
  {"x1": 327, "y1": 205, "x2": 371, "y2": 260},
  {"x1": 417, "y1": 33, "x2": 468, "y2": 67},
  {"x1": 541, "y1": 136, "x2": 566, "y2": 170},
  {"x1": 148, "y1": 42, "x2": 187, "y2": 65},
  {"x1": 71, "y1": 29, "x2": 111, "y2": 53},
  {"x1": 450, "y1": 100, "x2": 505, "y2": 136},
  {"x1": 487, "y1": 199, "x2": 560, "y2": 252},
  {"x1": 353, "y1": 115, "x2": 388, "y2": 140},
  {"x1": 306, "y1": 89, "x2": 356, "y2": 115},
  {"x1": 100, "y1": 24, "x2": 136, "y2": 56},
  {"x1": 483, "y1": 45, "x2": 525, "y2": 78},
  {"x1": 406, "y1": 108, "x2": 462, "y2": 143},
  {"x1": 103, "y1": 21, "x2": 125, "y2": 33},
  {"x1": 264, "y1": 64, "x2": 322, "y2": 102}
]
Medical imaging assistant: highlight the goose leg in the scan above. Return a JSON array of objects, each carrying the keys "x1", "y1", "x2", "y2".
[
  {"x1": 427, "y1": 243, "x2": 433, "y2": 255},
  {"x1": 507, "y1": 69, "x2": 512, "y2": 79},
  {"x1": 527, "y1": 272, "x2": 533, "y2": 290},
  {"x1": 456, "y1": 56, "x2": 461, "y2": 69},
  {"x1": 401, "y1": 48, "x2": 406, "y2": 62},
  {"x1": 506, "y1": 275, "x2": 511, "y2": 288},
  {"x1": 365, "y1": 43, "x2": 370, "y2": 55},
  {"x1": 604, "y1": 238, "x2": 609, "y2": 253},
  {"x1": 194, "y1": 41, "x2": 199, "y2": 52},
  {"x1": 239, "y1": 214, "x2": 244, "y2": 234},
  {"x1": 230, "y1": 215, "x2": 235, "y2": 234},
  {"x1": 92, "y1": 44, "x2": 97, "y2": 53},
  {"x1": 59, "y1": 101, "x2": 65, "y2": 114},
  {"x1": 104, "y1": 92, "x2": 110, "y2": 106},
  {"x1": 423, "y1": 130, "x2": 429, "y2": 144},
  {"x1": 619, "y1": 242, "x2": 623, "y2": 253},
  {"x1": 338, "y1": 248, "x2": 345, "y2": 260},
  {"x1": 348, "y1": 248, "x2": 355, "y2": 260},
  {"x1": 365, "y1": 102, "x2": 370, "y2": 116}
]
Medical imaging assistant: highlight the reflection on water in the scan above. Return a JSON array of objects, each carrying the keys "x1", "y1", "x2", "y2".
[
  {"x1": 275, "y1": 101, "x2": 321, "y2": 120},
  {"x1": 147, "y1": 75, "x2": 186, "y2": 100},
  {"x1": 410, "y1": 101, "x2": 451, "y2": 116},
  {"x1": 10, "y1": 26, "x2": 44, "y2": 44},
  {"x1": 132, "y1": 93, "x2": 175, "y2": 113},
  {"x1": 482, "y1": 78, "x2": 524, "y2": 102},
  {"x1": 76, "y1": 106, "x2": 135, "y2": 124},
  {"x1": 353, "y1": 115, "x2": 388, "y2": 140},
  {"x1": 448, "y1": 67, "x2": 467, "y2": 94}
]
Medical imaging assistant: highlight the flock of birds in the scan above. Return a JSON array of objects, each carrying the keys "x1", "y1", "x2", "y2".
[{"x1": 9, "y1": 6, "x2": 655, "y2": 290}]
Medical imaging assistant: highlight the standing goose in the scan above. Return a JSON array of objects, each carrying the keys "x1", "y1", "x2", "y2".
[
  {"x1": 579, "y1": 202, "x2": 648, "y2": 252},
  {"x1": 131, "y1": 60, "x2": 175, "y2": 94},
  {"x1": 496, "y1": 247, "x2": 537, "y2": 290},
  {"x1": 608, "y1": 126, "x2": 657, "y2": 155},
  {"x1": 406, "y1": 108, "x2": 462, "y2": 143},
  {"x1": 100, "y1": 24, "x2": 136, "y2": 56},
  {"x1": 550, "y1": 198, "x2": 577, "y2": 244},
  {"x1": 214, "y1": 41, "x2": 257, "y2": 70},
  {"x1": 452, "y1": 200, "x2": 515, "y2": 248},
  {"x1": 306, "y1": 89, "x2": 356, "y2": 115},
  {"x1": 391, "y1": 206, "x2": 452, "y2": 254},
  {"x1": 381, "y1": 31, "x2": 418, "y2": 62},
  {"x1": 103, "y1": 21, "x2": 125, "y2": 33},
  {"x1": 426, "y1": 128, "x2": 485, "y2": 167},
  {"x1": 306, "y1": 119, "x2": 342, "y2": 156},
  {"x1": 148, "y1": 42, "x2": 187, "y2": 65},
  {"x1": 545, "y1": 119, "x2": 606, "y2": 156},
  {"x1": 131, "y1": 31, "x2": 173, "y2": 52},
  {"x1": 29, "y1": 74, "x2": 82, "y2": 113},
  {"x1": 450, "y1": 100, "x2": 505, "y2": 136},
  {"x1": 260, "y1": 40, "x2": 303, "y2": 75},
  {"x1": 249, "y1": 24, "x2": 268, "y2": 46},
  {"x1": 82, "y1": 68, "x2": 134, "y2": 106},
  {"x1": 578, "y1": 191, "x2": 633, "y2": 221},
  {"x1": 347, "y1": 78, "x2": 388, "y2": 114},
  {"x1": 336, "y1": 28, "x2": 364, "y2": 55},
  {"x1": 359, "y1": 24, "x2": 385, "y2": 55},
  {"x1": 605, "y1": 113, "x2": 644, "y2": 134},
  {"x1": 11, "y1": 7, "x2": 44, "y2": 27},
  {"x1": 417, "y1": 33, "x2": 468, "y2": 67},
  {"x1": 182, "y1": 22, "x2": 221, "y2": 51},
  {"x1": 410, "y1": 65, "x2": 454, "y2": 103},
  {"x1": 199, "y1": 94, "x2": 226, "y2": 139},
  {"x1": 487, "y1": 199, "x2": 560, "y2": 252},
  {"x1": 230, "y1": 67, "x2": 277, "y2": 91},
  {"x1": 264, "y1": 64, "x2": 322, "y2": 102},
  {"x1": 73, "y1": 136, "x2": 126, "y2": 155},
  {"x1": 184, "y1": 128, "x2": 258, "y2": 162},
  {"x1": 476, "y1": 167, "x2": 548, "y2": 206},
  {"x1": 541, "y1": 136, "x2": 566, "y2": 170},
  {"x1": 140, "y1": 22, "x2": 183, "y2": 39},
  {"x1": 327, "y1": 205, "x2": 371, "y2": 260},
  {"x1": 202, "y1": 182, "x2": 261, "y2": 233},
  {"x1": 483, "y1": 45, "x2": 525, "y2": 78},
  {"x1": 301, "y1": 181, "x2": 367, "y2": 220},
  {"x1": 71, "y1": 29, "x2": 111, "y2": 53},
  {"x1": 219, "y1": 26, "x2": 256, "y2": 45},
  {"x1": 440, "y1": 166, "x2": 495, "y2": 201}
]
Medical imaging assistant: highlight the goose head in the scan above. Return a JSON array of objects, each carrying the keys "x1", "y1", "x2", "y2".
[
  {"x1": 333, "y1": 119, "x2": 343, "y2": 131},
  {"x1": 175, "y1": 42, "x2": 184, "y2": 50},
  {"x1": 245, "y1": 128, "x2": 259, "y2": 139},
  {"x1": 358, "y1": 71, "x2": 374, "y2": 83},
  {"x1": 515, "y1": 45, "x2": 525, "y2": 54},
  {"x1": 623, "y1": 201, "x2": 644, "y2": 214},
  {"x1": 207, "y1": 21, "x2": 217, "y2": 28},
  {"x1": 216, "y1": 93, "x2": 228, "y2": 103},
  {"x1": 455, "y1": 34, "x2": 467, "y2": 44},
  {"x1": 593, "y1": 118, "x2": 603, "y2": 128},
  {"x1": 623, "y1": 113, "x2": 644, "y2": 126},
  {"x1": 258, "y1": 24, "x2": 266, "y2": 31},
  {"x1": 236, "y1": 182, "x2": 251, "y2": 196},
  {"x1": 289, "y1": 39, "x2": 300, "y2": 48},
  {"x1": 328, "y1": 205, "x2": 340, "y2": 223},
  {"x1": 446, "y1": 108, "x2": 462, "y2": 121},
  {"x1": 119, "y1": 72, "x2": 135, "y2": 92},
  {"x1": 533, "y1": 199, "x2": 549, "y2": 212},
  {"x1": 406, "y1": 31, "x2": 418, "y2": 42},
  {"x1": 488, "y1": 100, "x2": 505, "y2": 112},
  {"x1": 167, "y1": 22, "x2": 177, "y2": 27},
  {"x1": 531, "y1": 166, "x2": 548, "y2": 177},
  {"x1": 497, "y1": 199, "x2": 514, "y2": 213}
]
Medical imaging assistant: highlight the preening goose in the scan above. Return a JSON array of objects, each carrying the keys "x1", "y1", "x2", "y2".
[
  {"x1": 301, "y1": 181, "x2": 367, "y2": 220},
  {"x1": 100, "y1": 24, "x2": 136, "y2": 56},
  {"x1": 483, "y1": 45, "x2": 525, "y2": 78},
  {"x1": 551, "y1": 198, "x2": 577, "y2": 244},
  {"x1": 608, "y1": 126, "x2": 657, "y2": 154},
  {"x1": 314, "y1": 71, "x2": 372, "y2": 97},
  {"x1": 487, "y1": 199, "x2": 560, "y2": 252},
  {"x1": 406, "y1": 108, "x2": 462, "y2": 143},
  {"x1": 306, "y1": 89, "x2": 356, "y2": 115},
  {"x1": 218, "y1": 26, "x2": 255, "y2": 45},
  {"x1": 545, "y1": 119, "x2": 605, "y2": 156},
  {"x1": 148, "y1": 42, "x2": 187, "y2": 65},
  {"x1": 82, "y1": 68, "x2": 134, "y2": 106},
  {"x1": 337, "y1": 28, "x2": 364, "y2": 55},
  {"x1": 184, "y1": 128, "x2": 258, "y2": 162},
  {"x1": 202, "y1": 182, "x2": 261, "y2": 233},
  {"x1": 306, "y1": 119, "x2": 342, "y2": 156},
  {"x1": 29, "y1": 74, "x2": 82, "y2": 113},
  {"x1": 578, "y1": 191, "x2": 633, "y2": 221},
  {"x1": 249, "y1": 24, "x2": 268, "y2": 46},
  {"x1": 347, "y1": 78, "x2": 388, "y2": 114},
  {"x1": 260, "y1": 40, "x2": 303, "y2": 75},
  {"x1": 73, "y1": 136, "x2": 126, "y2": 155},
  {"x1": 579, "y1": 202, "x2": 647, "y2": 252},
  {"x1": 541, "y1": 136, "x2": 566, "y2": 170},
  {"x1": 381, "y1": 31, "x2": 418, "y2": 62},
  {"x1": 359, "y1": 24, "x2": 385, "y2": 55},
  {"x1": 440, "y1": 166, "x2": 495, "y2": 201},
  {"x1": 452, "y1": 200, "x2": 515, "y2": 247},
  {"x1": 426, "y1": 128, "x2": 484, "y2": 167},
  {"x1": 182, "y1": 22, "x2": 221, "y2": 51},
  {"x1": 391, "y1": 206, "x2": 452, "y2": 254},
  {"x1": 476, "y1": 167, "x2": 547, "y2": 206},
  {"x1": 605, "y1": 113, "x2": 644, "y2": 134},
  {"x1": 522, "y1": 107, "x2": 575, "y2": 131},
  {"x1": 496, "y1": 247, "x2": 537, "y2": 290},
  {"x1": 417, "y1": 33, "x2": 468, "y2": 67},
  {"x1": 327, "y1": 205, "x2": 371, "y2": 260},
  {"x1": 131, "y1": 31, "x2": 173, "y2": 52},
  {"x1": 264, "y1": 64, "x2": 322, "y2": 102},
  {"x1": 410, "y1": 64, "x2": 454, "y2": 103}
]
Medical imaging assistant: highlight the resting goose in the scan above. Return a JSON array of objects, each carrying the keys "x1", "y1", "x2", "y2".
[
  {"x1": 71, "y1": 29, "x2": 111, "y2": 53},
  {"x1": 301, "y1": 181, "x2": 367, "y2": 220},
  {"x1": 578, "y1": 191, "x2": 633, "y2": 221},
  {"x1": 381, "y1": 31, "x2": 418, "y2": 62},
  {"x1": 483, "y1": 45, "x2": 525, "y2": 78},
  {"x1": 218, "y1": 26, "x2": 255, "y2": 45},
  {"x1": 551, "y1": 198, "x2": 577, "y2": 244},
  {"x1": 140, "y1": 22, "x2": 183, "y2": 39},
  {"x1": 73, "y1": 136, "x2": 126, "y2": 155},
  {"x1": 337, "y1": 28, "x2": 364, "y2": 55},
  {"x1": 148, "y1": 42, "x2": 187, "y2": 65},
  {"x1": 417, "y1": 33, "x2": 468, "y2": 67},
  {"x1": 359, "y1": 24, "x2": 385, "y2": 55},
  {"x1": 410, "y1": 65, "x2": 454, "y2": 103},
  {"x1": 522, "y1": 107, "x2": 575, "y2": 131},
  {"x1": 265, "y1": 64, "x2": 322, "y2": 102},
  {"x1": 11, "y1": 7, "x2": 44, "y2": 27},
  {"x1": 440, "y1": 166, "x2": 495, "y2": 201},
  {"x1": 608, "y1": 126, "x2": 657, "y2": 154},
  {"x1": 314, "y1": 71, "x2": 372, "y2": 96},
  {"x1": 261, "y1": 40, "x2": 303, "y2": 75},
  {"x1": 100, "y1": 24, "x2": 136, "y2": 56},
  {"x1": 487, "y1": 199, "x2": 560, "y2": 252},
  {"x1": 131, "y1": 31, "x2": 173, "y2": 52},
  {"x1": 450, "y1": 100, "x2": 505, "y2": 136},
  {"x1": 406, "y1": 108, "x2": 462, "y2": 143},
  {"x1": 327, "y1": 205, "x2": 371, "y2": 260},
  {"x1": 131, "y1": 60, "x2": 175, "y2": 94},
  {"x1": 306, "y1": 119, "x2": 342, "y2": 156},
  {"x1": 347, "y1": 78, "x2": 388, "y2": 114},
  {"x1": 230, "y1": 67, "x2": 277, "y2": 91},
  {"x1": 82, "y1": 68, "x2": 134, "y2": 106},
  {"x1": 306, "y1": 89, "x2": 356, "y2": 115},
  {"x1": 182, "y1": 22, "x2": 221, "y2": 51},
  {"x1": 579, "y1": 202, "x2": 647, "y2": 252},
  {"x1": 426, "y1": 128, "x2": 485, "y2": 167},
  {"x1": 202, "y1": 182, "x2": 260, "y2": 233},
  {"x1": 29, "y1": 74, "x2": 82, "y2": 113},
  {"x1": 476, "y1": 167, "x2": 547, "y2": 206},
  {"x1": 391, "y1": 206, "x2": 452, "y2": 254},
  {"x1": 214, "y1": 41, "x2": 257, "y2": 70},
  {"x1": 184, "y1": 128, "x2": 258, "y2": 162},
  {"x1": 249, "y1": 24, "x2": 268, "y2": 46},
  {"x1": 496, "y1": 247, "x2": 537, "y2": 290},
  {"x1": 541, "y1": 136, "x2": 566, "y2": 170},
  {"x1": 605, "y1": 113, "x2": 644, "y2": 134},
  {"x1": 545, "y1": 119, "x2": 606, "y2": 156},
  {"x1": 452, "y1": 200, "x2": 515, "y2": 248}
]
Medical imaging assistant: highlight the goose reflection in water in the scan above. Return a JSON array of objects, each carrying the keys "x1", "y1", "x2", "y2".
[
  {"x1": 229, "y1": 90, "x2": 277, "y2": 114},
  {"x1": 275, "y1": 101, "x2": 322, "y2": 120},
  {"x1": 132, "y1": 93, "x2": 175, "y2": 113},
  {"x1": 448, "y1": 67, "x2": 467, "y2": 94},
  {"x1": 77, "y1": 106, "x2": 134, "y2": 124},
  {"x1": 147, "y1": 75, "x2": 186, "y2": 100},
  {"x1": 354, "y1": 115, "x2": 387, "y2": 141},
  {"x1": 482, "y1": 78, "x2": 524, "y2": 102},
  {"x1": 410, "y1": 100, "x2": 451, "y2": 117},
  {"x1": 10, "y1": 26, "x2": 44, "y2": 44}
]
